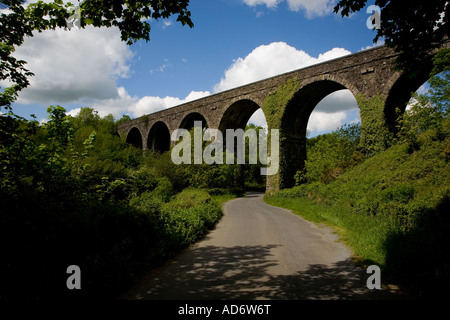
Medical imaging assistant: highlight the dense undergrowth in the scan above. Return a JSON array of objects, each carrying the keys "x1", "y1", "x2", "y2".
[{"x1": 0, "y1": 107, "x2": 239, "y2": 300}]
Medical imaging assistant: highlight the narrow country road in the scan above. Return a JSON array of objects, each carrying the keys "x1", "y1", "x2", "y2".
[{"x1": 123, "y1": 192, "x2": 405, "y2": 300}]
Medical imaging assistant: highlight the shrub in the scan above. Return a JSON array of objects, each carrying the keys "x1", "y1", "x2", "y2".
[
  {"x1": 160, "y1": 188, "x2": 222, "y2": 247},
  {"x1": 302, "y1": 123, "x2": 361, "y2": 184},
  {"x1": 382, "y1": 184, "x2": 416, "y2": 204},
  {"x1": 169, "y1": 187, "x2": 211, "y2": 208},
  {"x1": 129, "y1": 177, "x2": 174, "y2": 212}
]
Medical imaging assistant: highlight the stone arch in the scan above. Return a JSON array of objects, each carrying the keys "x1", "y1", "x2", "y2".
[
  {"x1": 126, "y1": 127, "x2": 143, "y2": 149},
  {"x1": 147, "y1": 121, "x2": 171, "y2": 152},
  {"x1": 218, "y1": 99, "x2": 267, "y2": 191},
  {"x1": 179, "y1": 112, "x2": 208, "y2": 131},
  {"x1": 218, "y1": 99, "x2": 263, "y2": 133},
  {"x1": 279, "y1": 79, "x2": 358, "y2": 188},
  {"x1": 218, "y1": 99, "x2": 266, "y2": 153},
  {"x1": 384, "y1": 60, "x2": 434, "y2": 133}
]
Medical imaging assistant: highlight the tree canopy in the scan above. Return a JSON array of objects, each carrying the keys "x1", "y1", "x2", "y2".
[{"x1": 334, "y1": 0, "x2": 450, "y2": 71}]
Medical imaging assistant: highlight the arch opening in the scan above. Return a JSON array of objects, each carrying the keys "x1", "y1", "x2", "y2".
[
  {"x1": 218, "y1": 99, "x2": 261, "y2": 133},
  {"x1": 179, "y1": 112, "x2": 208, "y2": 131},
  {"x1": 126, "y1": 127, "x2": 143, "y2": 149},
  {"x1": 397, "y1": 69, "x2": 448, "y2": 135},
  {"x1": 384, "y1": 58, "x2": 434, "y2": 134},
  {"x1": 219, "y1": 99, "x2": 268, "y2": 192},
  {"x1": 280, "y1": 80, "x2": 359, "y2": 189},
  {"x1": 147, "y1": 121, "x2": 170, "y2": 153}
]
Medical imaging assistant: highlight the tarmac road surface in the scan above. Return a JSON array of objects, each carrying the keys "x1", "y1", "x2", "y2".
[{"x1": 123, "y1": 192, "x2": 407, "y2": 300}]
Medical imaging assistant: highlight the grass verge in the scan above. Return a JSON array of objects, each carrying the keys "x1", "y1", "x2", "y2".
[{"x1": 264, "y1": 195, "x2": 395, "y2": 268}]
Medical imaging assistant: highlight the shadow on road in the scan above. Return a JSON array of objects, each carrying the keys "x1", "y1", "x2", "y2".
[{"x1": 126, "y1": 244, "x2": 403, "y2": 300}]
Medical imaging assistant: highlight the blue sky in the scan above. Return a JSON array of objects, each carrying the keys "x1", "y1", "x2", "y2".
[{"x1": 2, "y1": 0, "x2": 389, "y2": 136}]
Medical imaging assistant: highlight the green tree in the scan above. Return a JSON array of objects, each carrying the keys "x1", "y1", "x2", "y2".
[
  {"x1": 298, "y1": 123, "x2": 361, "y2": 184},
  {"x1": 0, "y1": 0, "x2": 193, "y2": 108},
  {"x1": 428, "y1": 48, "x2": 450, "y2": 114},
  {"x1": 334, "y1": 0, "x2": 449, "y2": 71},
  {"x1": 115, "y1": 114, "x2": 132, "y2": 125},
  {"x1": 397, "y1": 49, "x2": 450, "y2": 147}
]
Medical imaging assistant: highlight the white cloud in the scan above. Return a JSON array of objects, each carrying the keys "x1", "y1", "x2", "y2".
[
  {"x1": 214, "y1": 42, "x2": 350, "y2": 92},
  {"x1": 307, "y1": 90, "x2": 360, "y2": 134},
  {"x1": 243, "y1": 0, "x2": 281, "y2": 9},
  {"x1": 67, "y1": 88, "x2": 212, "y2": 119},
  {"x1": 286, "y1": 0, "x2": 336, "y2": 18},
  {"x1": 315, "y1": 89, "x2": 358, "y2": 113},
  {"x1": 248, "y1": 109, "x2": 268, "y2": 128},
  {"x1": 242, "y1": 0, "x2": 337, "y2": 18},
  {"x1": 316, "y1": 47, "x2": 351, "y2": 62},
  {"x1": 405, "y1": 82, "x2": 430, "y2": 111},
  {"x1": 214, "y1": 42, "x2": 312, "y2": 92},
  {"x1": 133, "y1": 96, "x2": 182, "y2": 116},
  {"x1": 162, "y1": 20, "x2": 173, "y2": 29},
  {"x1": 150, "y1": 59, "x2": 171, "y2": 74},
  {"x1": 89, "y1": 86, "x2": 137, "y2": 118},
  {"x1": 6, "y1": 26, "x2": 133, "y2": 105},
  {"x1": 416, "y1": 83, "x2": 429, "y2": 96},
  {"x1": 360, "y1": 39, "x2": 385, "y2": 52},
  {"x1": 129, "y1": 90, "x2": 211, "y2": 118},
  {"x1": 307, "y1": 110, "x2": 347, "y2": 132},
  {"x1": 184, "y1": 90, "x2": 212, "y2": 102},
  {"x1": 216, "y1": 42, "x2": 357, "y2": 133}
]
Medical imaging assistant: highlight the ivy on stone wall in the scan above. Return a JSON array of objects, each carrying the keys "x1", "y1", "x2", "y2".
[
  {"x1": 139, "y1": 115, "x2": 150, "y2": 128},
  {"x1": 262, "y1": 78, "x2": 300, "y2": 192},
  {"x1": 262, "y1": 78, "x2": 300, "y2": 131},
  {"x1": 357, "y1": 93, "x2": 394, "y2": 157}
]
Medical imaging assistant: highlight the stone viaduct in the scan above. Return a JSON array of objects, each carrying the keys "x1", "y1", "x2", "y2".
[{"x1": 116, "y1": 45, "x2": 434, "y2": 192}]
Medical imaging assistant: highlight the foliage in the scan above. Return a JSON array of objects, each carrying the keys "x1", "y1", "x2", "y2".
[
  {"x1": 129, "y1": 176, "x2": 173, "y2": 212},
  {"x1": 334, "y1": 0, "x2": 449, "y2": 71},
  {"x1": 243, "y1": 123, "x2": 267, "y2": 190},
  {"x1": 357, "y1": 93, "x2": 394, "y2": 156},
  {"x1": 79, "y1": 0, "x2": 193, "y2": 44},
  {"x1": 297, "y1": 123, "x2": 362, "y2": 184},
  {"x1": 428, "y1": 48, "x2": 450, "y2": 113},
  {"x1": 396, "y1": 94, "x2": 446, "y2": 151},
  {"x1": 397, "y1": 50, "x2": 450, "y2": 150},
  {"x1": 168, "y1": 187, "x2": 211, "y2": 208},
  {"x1": 115, "y1": 114, "x2": 132, "y2": 125},
  {"x1": 1, "y1": 0, "x2": 42, "y2": 108},
  {"x1": 262, "y1": 78, "x2": 299, "y2": 130},
  {"x1": 149, "y1": 124, "x2": 264, "y2": 193},
  {"x1": 0, "y1": 106, "x2": 231, "y2": 300},
  {"x1": 129, "y1": 185, "x2": 224, "y2": 251},
  {"x1": 262, "y1": 78, "x2": 300, "y2": 189},
  {"x1": 159, "y1": 187, "x2": 222, "y2": 246}
]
